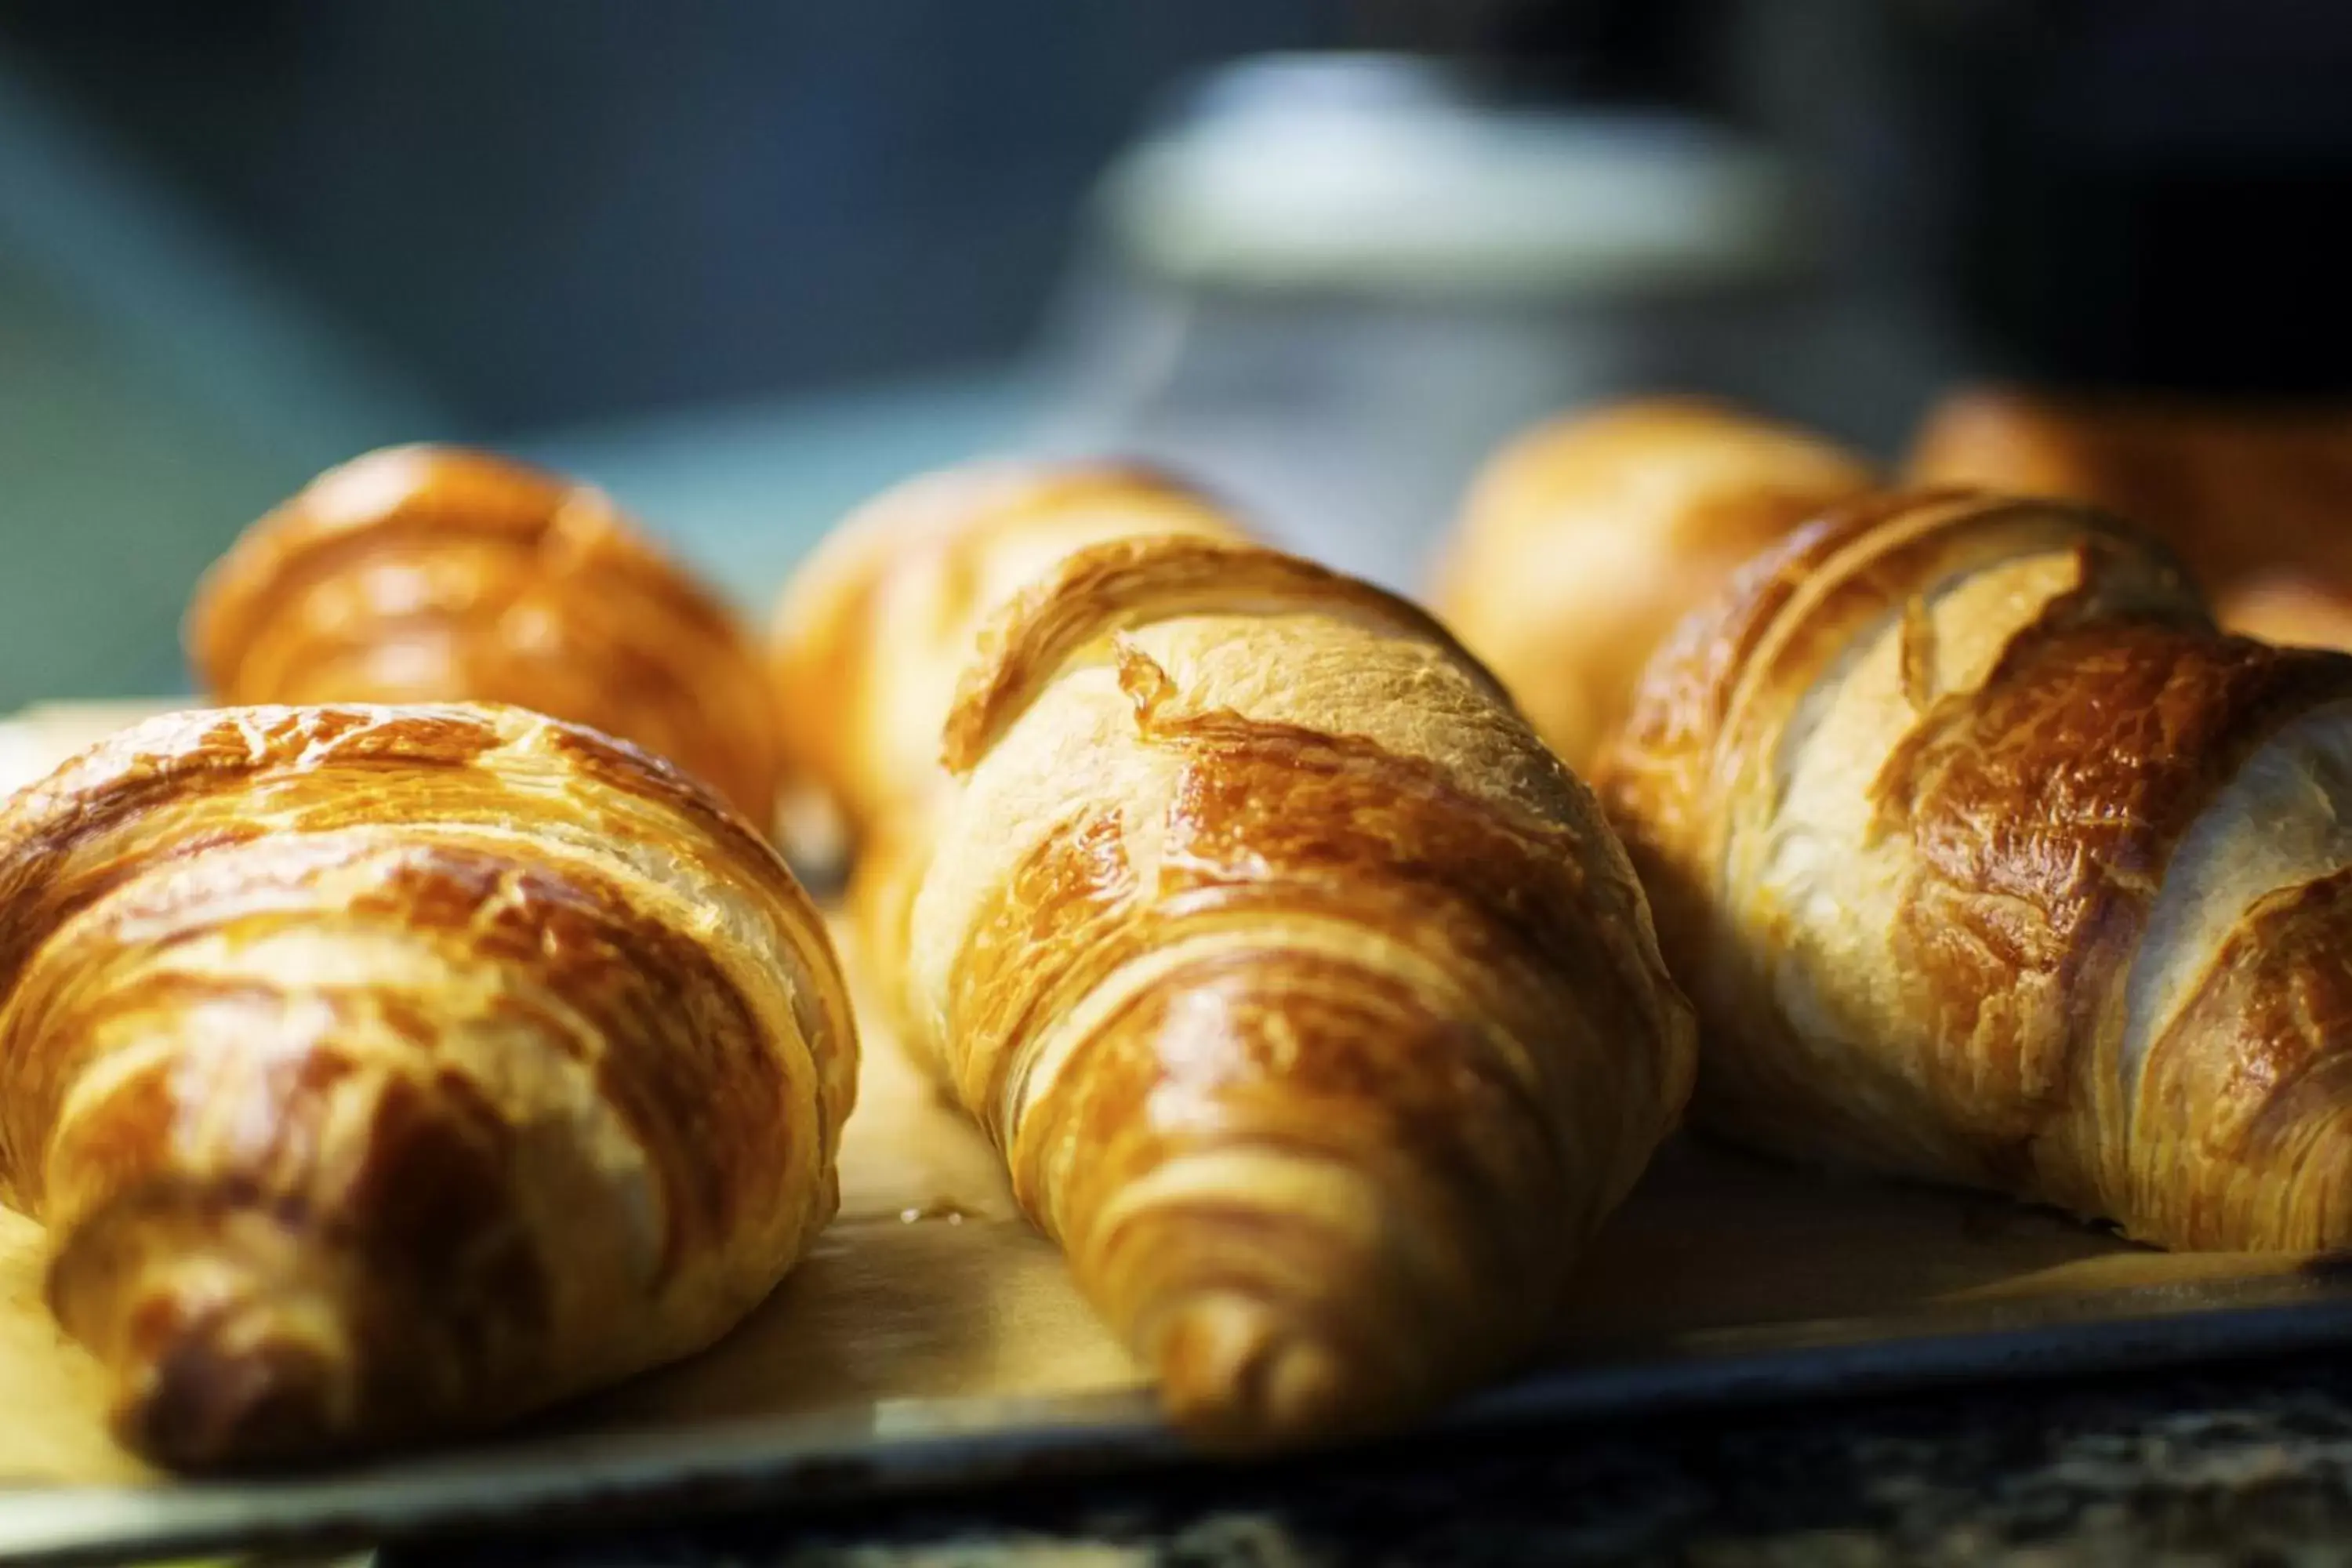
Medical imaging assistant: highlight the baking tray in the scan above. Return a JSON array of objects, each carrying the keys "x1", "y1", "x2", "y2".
[{"x1": 2, "y1": 700, "x2": 2350, "y2": 1566}]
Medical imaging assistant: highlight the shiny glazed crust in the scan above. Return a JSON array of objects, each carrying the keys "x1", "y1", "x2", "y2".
[
  {"x1": 1431, "y1": 398, "x2": 1875, "y2": 769},
  {"x1": 186, "y1": 446, "x2": 786, "y2": 822},
  {"x1": 1599, "y1": 489, "x2": 2352, "y2": 1250},
  {"x1": 906, "y1": 532, "x2": 1697, "y2": 1447},
  {"x1": 1907, "y1": 388, "x2": 2352, "y2": 637},
  {"x1": 766, "y1": 460, "x2": 1247, "y2": 853},
  {"x1": 0, "y1": 704, "x2": 857, "y2": 1469},
  {"x1": 766, "y1": 460, "x2": 1248, "y2": 1044}
]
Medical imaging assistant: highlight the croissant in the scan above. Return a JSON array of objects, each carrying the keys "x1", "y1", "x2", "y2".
[
  {"x1": 903, "y1": 532, "x2": 1696, "y2": 1446},
  {"x1": 1599, "y1": 488, "x2": 2352, "y2": 1252},
  {"x1": 0, "y1": 703, "x2": 856, "y2": 1469},
  {"x1": 1431, "y1": 398, "x2": 1874, "y2": 769},
  {"x1": 2215, "y1": 575, "x2": 2352, "y2": 654},
  {"x1": 1907, "y1": 388, "x2": 2352, "y2": 648},
  {"x1": 187, "y1": 445, "x2": 786, "y2": 823},
  {"x1": 767, "y1": 461, "x2": 1246, "y2": 852},
  {"x1": 766, "y1": 461, "x2": 1245, "y2": 1038}
]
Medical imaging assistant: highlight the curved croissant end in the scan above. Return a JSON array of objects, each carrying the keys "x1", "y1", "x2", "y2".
[
  {"x1": 1432, "y1": 397, "x2": 1875, "y2": 769},
  {"x1": 766, "y1": 460, "x2": 1248, "y2": 859},
  {"x1": 907, "y1": 535, "x2": 1694, "y2": 1447},
  {"x1": 186, "y1": 445, "x2": 785, "y2": 823},
  {"x1": 2222, "y1": 575, "x2": 2352, "y2": 653},
  {"x1": 1602, "y1": 488, "x2": 2352, "y2": 1251},
  {"x1": 0, "y1": 704, "x2": 856, "y2": 1469},
  {"x1": 768, "y1": 463, "x2": 1251, "y2": 1067},
  {"x1": 1907, "y1": 387, "x2": 2352, "y2": 640},
  {"x1": 942, "y1": 533, "x2": 1512, "y2": 778}
]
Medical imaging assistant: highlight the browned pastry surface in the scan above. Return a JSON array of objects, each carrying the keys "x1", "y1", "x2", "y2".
[
  {"x1": 1431, "y1": 397, "x2": 1875, "y2": 770},
  {"x1": 1600, "y1": 488, "x2": 2352, "y2": 1251},
  {"x1": 767, "y1": 461, "x2": 1246, "y2": 856},
  {"x1": 1907, "y1": 388, "x2": 2352, "y2": 641},
  {"x1": 766, "y1": 461, "x2": 1247, "y2": 1047},
  {"x1": 187, "y1": 446, "x2": 786, "y2": 822},
  {"x1": 0, "y1": 704, "x2": 856, "y2": 1470},
  {"x1": 905, "y1": 531, "x2": 1696, "y2": 1447}
]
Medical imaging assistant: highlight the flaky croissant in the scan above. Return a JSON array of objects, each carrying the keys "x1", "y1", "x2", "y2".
[
  {"x1": 765, "y1": 461, "x2": 1245, "y2": 1038},
  {"x1": 1431, "y1": 398, "x2": 1874, "y2": 769},
  {"x1": 1600, "y1": 488, "x2": 2352, "y2": 1252},
  {"x1": 1907, "y1": 388, "x2": 2352, "y2": 649},
  {"x1": 0, "y1": 704, "x2": 856, "y2": 1469},
  {"x1": 903, "y1": 532, "x2": 1695, "y2": 1446},
  {"x1": 767, "y1": 461, "x2": 1246, "y2": 854},
  {"x1": 187, "y1": 445, "x2": 786, "y2": 822}
]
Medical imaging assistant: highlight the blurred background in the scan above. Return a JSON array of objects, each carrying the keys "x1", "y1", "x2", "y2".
[{"x1": 5, "y1": 0, "x2": 2350, "y2": 706}]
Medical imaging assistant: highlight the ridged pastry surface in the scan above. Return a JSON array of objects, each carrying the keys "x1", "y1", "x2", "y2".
[
  {"x1": 768, "y1": 460, "x2": 1247, "y2": 853},
  {"x1": 1432, "y1": 398, "x2": 1875, "y2": 769},
  {"x1": 1602, "y1": 489, "x2": 2352, "y2": 1250},
  {"x1": 907, "y1": 532, "x2": 1696, "y2": 1446},
  {"x1": 1909, "y1": 388, "x2": 2352, "y2": 651},
  {"x1": 187, "y1": 445, "x2": 786, "y2": 822},
  {"x1": 767, "y1": 461, "x2": 1249, "y2": 1054},
  {"x1": 0, "y1": 703, "x2": 856, "y2": 1469}
]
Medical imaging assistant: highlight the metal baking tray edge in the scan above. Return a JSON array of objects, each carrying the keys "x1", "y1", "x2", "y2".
[{"x1": 5, "y1": 1266, "x2": 2350, "y2": 1566}]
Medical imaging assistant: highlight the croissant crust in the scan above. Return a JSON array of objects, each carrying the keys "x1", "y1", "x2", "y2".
[
  {"x1": 1907, "y1": 388, "x2": 2352, "y2": 650},
  {"x1": 765, "y1": 461, "x2": 1248, "y2": 1058},
  {"x1": 1602, "y1": 488, "x2": 2352, "y2": 1250},
  {"x1": 187, "y1": 445, "x2": 786, "y2": 822},
  {"x1": 0, "y1": 703, "x2": 855, "y2": 1468},
  {"x1": 767, "y1": 460, "x2": 1246, "y2": 855},
  {"x1": 906, "y1": 532, "x2": 1695, "y2": 1446},
  {"x1": 1432, "y1": 398, "x2": 1875, "y2": 768}
]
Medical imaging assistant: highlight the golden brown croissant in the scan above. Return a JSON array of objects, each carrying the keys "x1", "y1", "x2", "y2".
[
  {"x1": 765, "y1": 461, "x2": 1246, "y2": 1037},
  {"x1": 2216, "y1": 575, "x2": 2352, "y2": 652},
  {"x1": 1600, "y1": 488, "x2": 2352, "y2": 1252},
  {"x1": 187, "y1": 445, "x2": 786, "y2": 823},
  {"x1": 767, "y1": 461, "x2": 1247, "y2": 854},
  {"x1": 0, "y1": 703, "x2": 856, "y2": 1469},
  {"x1": 1907, "y1": 387, "x2": 2352, "y2": 647},
  {"x1": 904, "y1": 532, "x2": 1695, "y2": 1446},
  {"x1": 1431, "y1": 398, "x2": 1875, "y2": 769}
]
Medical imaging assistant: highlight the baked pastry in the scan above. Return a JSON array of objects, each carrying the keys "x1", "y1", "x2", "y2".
[
  {"x1": 2216, "y1": 575, "x2": 2352, "y2": 652},
  {"x1": 765, "y1": 461, "x2": 1245, "y2": 1033},
  {"x1": 1431, "y1": 398, "x2": 1875, "y2": 769},
  {"x1": 906, "y1": 532, "x2": 1695, "y2": 1446},
  {"x1": 1599, "y1": 488, "x2": 2352, "y2": 1251},
  {"x1": 767, "y1": 460, "x2": 1246, "y2": 855},
  {"x1": 0, "y1": 704, "x2": 856, "y2": 1469},
  {"x1": 187, "y1": 445, "x2": 786, "y2": 823},
  {"x1": 1907, "y1": 387, "x2": 2352, "y2": 645}
]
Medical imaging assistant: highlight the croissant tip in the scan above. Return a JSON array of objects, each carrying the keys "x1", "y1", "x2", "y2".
[
  {"x1": 111, "y1": 1312, "x2": 343, "y2": 1473},
  {"x1": 1149, "y1": 1291, "x2": 1360, "y2": 1451},
  {"x1": 60, "y1": 1229, "x2": 358, "y2": 1473}
]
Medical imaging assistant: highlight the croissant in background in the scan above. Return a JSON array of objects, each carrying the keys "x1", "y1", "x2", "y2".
[
  {"x1": 0, "y1": 705, "x2": 856, "y2": 1469},
  {"x1": 187, "y1": 445, "x2": 787, "y2": 823},
  {"x1": 1908, "y1": 387, "x2": 2352, "y2": 650},
  {"x1": 767, "y1": 461, "x2": 1246, "y2": 853},
  {"x1": 765, "y1": 461, "x2": 1245, "y2": 1040},
  {"x1": 904, "y1": 532, "x2": 1695, "y2": 1446},
  {"x1": 1601, "y1": 489, "x2": 2352, "y2": 1252},
  {"x1": 1431, "y1": 398, "x2": 1875, "y2": 769}
]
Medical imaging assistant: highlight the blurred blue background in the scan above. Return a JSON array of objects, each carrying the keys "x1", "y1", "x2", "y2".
[
  {"x1": 6, "y1": 0, "x2": 2350, "y2": 707},
  {"x1": 3, "y1": 4, "x2": 1342, "y2": 703}
]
